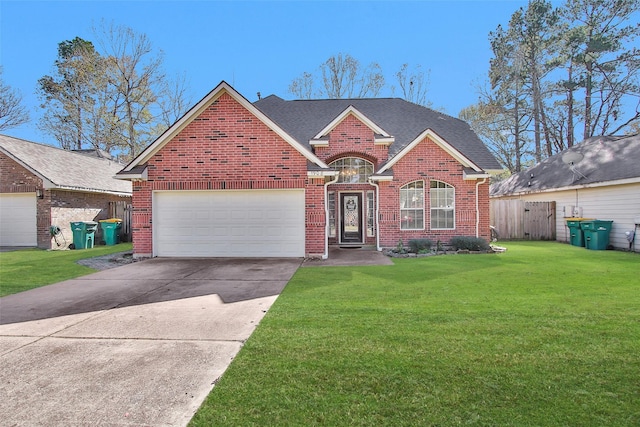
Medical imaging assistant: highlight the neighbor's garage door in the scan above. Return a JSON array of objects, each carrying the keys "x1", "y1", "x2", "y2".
[
  {"x1": 0, "y1": 193, "x2": 37, "y2": 246},
  {"x1": 153, "y1": 190, "x2": 305, "y2": 257}
]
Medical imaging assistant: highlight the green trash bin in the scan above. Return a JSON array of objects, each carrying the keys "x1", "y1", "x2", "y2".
[
  {"x1": 70, "y1": 221, "x2": 87, "y2": 249},
  {"x1": 566, "y1": 218, "x2": 592, "y2": 247},
  {"x1": 100, "y1": 219, "x2": 122, "y2": 246},
  {"x1": 581, "y1": 220, "x2": 613, "y2": 250},
  {"x1": 70, "y1": 221, "x2": 98, "y2": 249}
]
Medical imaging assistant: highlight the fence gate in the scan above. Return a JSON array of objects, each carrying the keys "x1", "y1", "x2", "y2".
[
  {"x1": 108, "y1": 200, "x2": 132, "y2": 242},
  {"x1": 491, "y1": 200, "x2": 556, "y2": 240}
]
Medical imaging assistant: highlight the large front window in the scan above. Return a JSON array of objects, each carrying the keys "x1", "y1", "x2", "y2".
[
  {"x1": 400, "y1": 181, "x2": 424, "y2": 230},
  {"x1": 430, "y1": 180, "x2": 455, "y2": 229},
  {"x1": 329, "y1": 157, "x2": 374, "y2": 184}
]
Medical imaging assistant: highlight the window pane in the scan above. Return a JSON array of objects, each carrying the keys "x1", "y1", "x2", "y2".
[
  {"x1": 430, "y1": 181, "x2": 454, "y2": 229},
  {"x1": 366, "y1": 191, "x2": 374, "y2": 237},
  {"x1": 329, "y1": 157, "x2": 374, "y2": 183},
  {"x1": 328, "y1": 192, "x2": 336, "y2": 237},
  {"x1": 400, "y1": 181, "x2": 424, "y2": 230}
]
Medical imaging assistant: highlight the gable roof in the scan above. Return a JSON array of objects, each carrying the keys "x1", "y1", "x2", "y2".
[
  {"x1": 118, "y1": 81, "x2": 328, "y2": 177},
  {"x1": 0, "y1": 134, "x2": 131, "y2": 196},
  {"x1": 254, "y1": 95, "x2": 502, "y2": 172},
  {"x1": 490, "y1": 134, "x2": 640, "y2": 197}
]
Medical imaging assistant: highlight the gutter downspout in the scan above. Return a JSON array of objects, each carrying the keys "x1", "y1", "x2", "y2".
[
  {"x1": 368, "y1": 178, "x2": 382, "y2": 252},
  {"x1": 475, "y1": 178, "x2": 487, "y2": 238},
  {"x1": 323, "y1": 174, "x2": 340, "y2": 259}
]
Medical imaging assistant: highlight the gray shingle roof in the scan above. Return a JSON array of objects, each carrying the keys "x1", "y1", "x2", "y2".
[
  {"x1": 0, "y1": 134, "x2": 132, "y2": 195},
  {"x1": 253, "y1": 96, "x2": 501, "y2": 171},
  {"x1": 490, "y1": 134, "x2": 640, "y2": 197}
]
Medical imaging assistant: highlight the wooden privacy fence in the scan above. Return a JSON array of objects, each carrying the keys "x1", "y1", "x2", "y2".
[
  {"x1": 490, "y1": 200, "x2": 556, "y2": 241},
  {"x1": 108, "y1": 200, "x2": 132, "y2": 242}
]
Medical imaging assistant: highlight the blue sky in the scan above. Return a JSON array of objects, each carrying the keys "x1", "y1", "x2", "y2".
[{"x1": 1, "y1": 0, "x2": 533, "y2": 146}]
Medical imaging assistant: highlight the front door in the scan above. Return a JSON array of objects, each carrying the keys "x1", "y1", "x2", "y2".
[{"x1": 340, "y1": 193, "x2": 363, "y2": 244}]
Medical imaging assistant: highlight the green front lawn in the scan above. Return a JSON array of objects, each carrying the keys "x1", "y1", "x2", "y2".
[
  {"x1": 0, "y1": 243, "x2": 133, "y2": 297},
  {"x1": 190, "y1": 242, "x2": 640, "y2": 426}
]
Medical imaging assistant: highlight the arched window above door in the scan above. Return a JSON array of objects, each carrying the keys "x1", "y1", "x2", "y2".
[{"x1": 329, "y1": 157, "x2": 374, "y2": 184}]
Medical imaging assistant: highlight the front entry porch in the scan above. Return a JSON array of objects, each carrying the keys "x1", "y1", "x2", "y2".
[{"x1": 303, "y1": 246, "x2": 392, "y2": 267}]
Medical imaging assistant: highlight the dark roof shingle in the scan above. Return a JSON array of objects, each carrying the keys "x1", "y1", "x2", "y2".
[
  {"x1": 490, "y1": 134, "x2": 640, "y2": 197},
  {"x1": 254, "y1": 96, "x2": 501, "y2": 171},
  {"x1": 0, "y1": 134, "x2": 132, "y2": 195}
]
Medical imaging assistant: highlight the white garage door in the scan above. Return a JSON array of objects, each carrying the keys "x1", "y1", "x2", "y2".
[
  {"x1": 0, "y1": 193, "x2": 37, "y2": 246},
  {"x1": 153, "y1": 190, "x2": 305, "y2": 257}
]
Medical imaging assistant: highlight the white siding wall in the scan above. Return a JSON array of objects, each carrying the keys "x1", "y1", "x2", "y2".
[{"x1": 494, "y1": 182, "x2": 640, "y2": 251}]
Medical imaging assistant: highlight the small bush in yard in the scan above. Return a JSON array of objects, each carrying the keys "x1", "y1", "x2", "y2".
[
  {"x1": 449, "y1": 236, "x2": 491, "y2": 251},
  {"x1": 408, "y1": 238, "x2": 433, "y2": 253}
]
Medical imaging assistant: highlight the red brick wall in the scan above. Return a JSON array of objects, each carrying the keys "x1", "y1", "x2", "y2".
[
  {"x1": 132, "y1": 181, "x2": 153, "y2": 256},
  {"x1": 305, "y1": 179, "x2": 326, "y2": 256},
  {"x1": 132, "y1": 92, "x2": 319, "y2": 256},
  {"x1": 0, "y1": 152, "x2": 42, "y2": 193},
  {"x1": 314, "y1": 114, "x2": 389, "y2": 166},
  {"x1": 377, "y1": 136, "x2": 490, "y2": 248}
]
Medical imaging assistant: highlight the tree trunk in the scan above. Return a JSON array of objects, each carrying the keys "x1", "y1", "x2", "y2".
[{"x1": 567, "y1": 62, "x2": 575, "y2": 147}]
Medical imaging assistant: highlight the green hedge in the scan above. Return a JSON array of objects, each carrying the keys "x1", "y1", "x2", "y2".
[
  {"x1": 449, "y1": 236, "x2": 491, "y2": 251},
  {"x1": 408, "y1": 239, "x2": 433, "y2": 253}
]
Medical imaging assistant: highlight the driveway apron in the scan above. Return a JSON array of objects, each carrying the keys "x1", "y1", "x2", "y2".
[{"x1": 0, "y1": 257, "x2": 301, "y2": 426}]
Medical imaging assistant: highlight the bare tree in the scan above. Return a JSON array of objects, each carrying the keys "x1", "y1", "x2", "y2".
[
  {"x1": 93, "y1": 21, "x2": 166, "y2": 157},
  {"x1": 289, "y1": 53, "x2": 385, "y2": 99},
  {"x1": 37, "y1": 23, "x2": 192, "y2": 158},
  {"x1": 394, "y1": 63, "x2": 431, "y2": 106},
  {"x1": 156, "y1": 71, "x2": 192, "y2": 128},
  {"x1": 0, "y1": 67, "x2": 29, "y2": 131},
  {"x1": 288, "y1": 71, "x2": 315, "y2": 100}
]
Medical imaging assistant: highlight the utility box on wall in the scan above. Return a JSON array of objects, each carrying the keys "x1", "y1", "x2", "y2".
[{"x1": 563, "y1": 205, "x2": 583, "y2": 218}]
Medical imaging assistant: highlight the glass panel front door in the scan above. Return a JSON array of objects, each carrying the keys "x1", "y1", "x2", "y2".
[{"x1": 340, "y1": 193, "x2": 363, "y2": 244}]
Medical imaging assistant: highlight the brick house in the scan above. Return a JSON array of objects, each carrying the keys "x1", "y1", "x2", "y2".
[
  {"x1": 0, "y1": 135, "x2": 132, "y2": 248},
  {"x1": 117, "y1": 81, "x2": 501, "y2": 258}
]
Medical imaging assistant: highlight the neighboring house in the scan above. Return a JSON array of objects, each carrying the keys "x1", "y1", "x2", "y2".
[
  {"x1": 491, "y1": 134, "x2": 640, "y2": 251},
  {"x1": 0, "y1": 135, "x2": 132, "y2": 248},
  {"x1": 116, "y1": 81, "x2": 501, "y2": 259}
]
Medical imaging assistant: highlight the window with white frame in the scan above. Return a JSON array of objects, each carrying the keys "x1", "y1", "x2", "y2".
[
  {"x1": 366, "y1": 191, "x2": 375, "y2": 237},
  {"x1": 328, "y1": 191, "x2": 336, "y2": 237},
  {"x1": 400, "y1": 181, "x2": 424, "y2": 230},
  {"x1": 329, "y1": 157, "x2": 374, "y2": 184},
  {"x1": 430, "y1": 180, "x2": 455, "y2": 229}
]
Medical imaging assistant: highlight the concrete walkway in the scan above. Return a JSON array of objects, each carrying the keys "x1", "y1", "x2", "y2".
[
  {"x1": 302, "y1": 246, "x2": 394, "y2": 267},
  {"x1": 0, "y1": 258, "x2": 301, "y2": 426}
]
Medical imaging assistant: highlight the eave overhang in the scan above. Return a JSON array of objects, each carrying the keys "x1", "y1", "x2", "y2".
[
  {"x1": 115, "y1": 165, "x2": 148, "y2": 181},
  {"x1": 463, "y1": 169, "x2": 491, "y2": 180}
]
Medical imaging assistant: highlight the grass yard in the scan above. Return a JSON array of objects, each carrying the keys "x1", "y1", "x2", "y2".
[
  {"x1": 190, "y1": 242, "x2": 639, "y2": 426},
  {"x1": 0, "y1": 243, "x2": 133, "y2": 297}
]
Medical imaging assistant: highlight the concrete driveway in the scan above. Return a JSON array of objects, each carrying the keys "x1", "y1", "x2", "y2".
[{"x1": 0, "y1": 257, "x2": 301, "y2": 426}]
